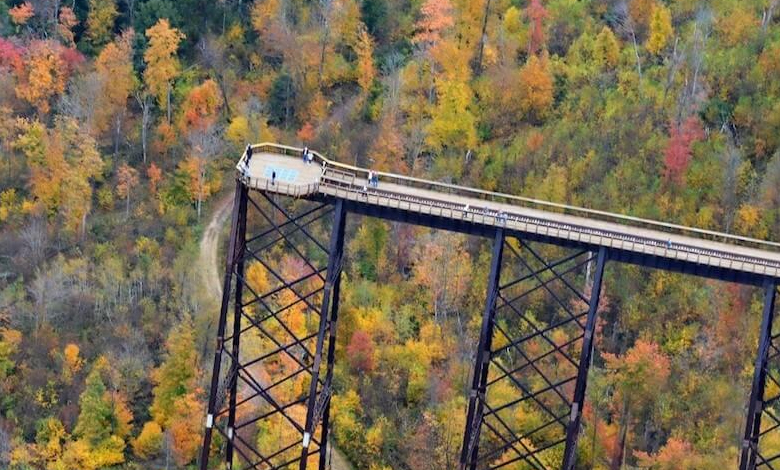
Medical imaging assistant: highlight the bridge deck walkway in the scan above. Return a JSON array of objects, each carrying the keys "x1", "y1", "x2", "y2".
[{"x1": 237, "y1": 147, "x2": 780, "y2": 280}]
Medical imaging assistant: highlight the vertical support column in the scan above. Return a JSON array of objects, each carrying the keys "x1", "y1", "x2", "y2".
[
  {"x1": 561, "y1": 247, "x2": 607, "y2": 470},
  {"x1": 299, "y1": 200, "x2": 347, "y2": 470},
  {"x1": 459, "y1": 228, "x2": 505, "y2": 470},
  {"x1": 739, "y1": 280, "x2": 778, "y2": 470},
  {"x1": 199, "y1": 181, "x2": 248, "y2": 470},
  {"x1": 318, "y1": 202, "x2": 347, "y2": 470},
  {"x1": 225, "y1": 185, "x2": 248, "y2": 469}
]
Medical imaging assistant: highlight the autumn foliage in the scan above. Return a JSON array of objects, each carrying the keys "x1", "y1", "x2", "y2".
[
  {"x1": 143, "y1": 19, "x2": 185, "y2": 112},
  {"x1": 347, "y1": 330, "x2": 375, "y2": 373},
  {"x1": 9, "y1": 2, "x2": 34, "y2": 26},
  {"x1": 663, "y1": 116, "x2": 705, "y2": 184},
  {"x1": 0, "y1": 1, "x2": 779, "y2": 469}
]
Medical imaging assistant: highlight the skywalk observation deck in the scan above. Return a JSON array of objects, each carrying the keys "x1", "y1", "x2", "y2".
[{"x1": 236, "y1": 143, "x2": 780, "y2": 285}]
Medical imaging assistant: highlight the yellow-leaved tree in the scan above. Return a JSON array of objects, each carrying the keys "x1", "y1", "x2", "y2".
[
  {"x1": 594, "y1": 26, "x2": 620, "y2": 69},
  {"x1": 426, "y1": 79, "x2": 478, "y2": 153},
  {"x1": 85, "y1": 0, "x2": 118, "y2": 50},
  {"x1": 13, "y1": 117, "x2": 103, "y2": 236},
  {"x1": 355, "y1": 24, "x2": 376, "y2": 96},
  {"x1": 132, "y1": 421, "x2": 163, "y2": 460},
  {"x1": 646, "y1": 3, "x2": 673, "y2": 55},
  {"x1": 143, "y1": 19, "x2": 185, "y2": 123}
]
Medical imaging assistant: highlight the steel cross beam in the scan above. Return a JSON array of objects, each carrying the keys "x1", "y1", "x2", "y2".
[
  {"x1": 459, "y1": 236, "x2": 606, "y2": 470},
  {"x1": 740, "y1": 280, "x2": 780, "y2": 470},
  {"x1": 199, "y1": 184, "x2": 344, "y2": 470}
]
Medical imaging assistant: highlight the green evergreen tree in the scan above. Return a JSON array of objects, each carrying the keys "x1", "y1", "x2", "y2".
[{"x1": 73, "y1": 359, "x2": 112, "y2": 445}]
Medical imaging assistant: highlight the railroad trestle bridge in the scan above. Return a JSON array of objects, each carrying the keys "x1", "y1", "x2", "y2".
[{"x1": 198, "y1": 143, "x2": 780, "y2": 470}]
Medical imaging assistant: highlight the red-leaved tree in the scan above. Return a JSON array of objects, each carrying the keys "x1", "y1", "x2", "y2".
[
  {"x1": 526, "y1": 0, "x2": 548, "y2": 55},
  {"x1": 347, "y1": 330, "x2": 375, "y2": 374},
  {"x1": 663, "y1": 116, "x2": 704, "y2": 184}
]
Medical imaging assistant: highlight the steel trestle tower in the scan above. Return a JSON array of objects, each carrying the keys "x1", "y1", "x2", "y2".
[{"x1": 199, "y1": 144, "x2": 780, "y2": 470}]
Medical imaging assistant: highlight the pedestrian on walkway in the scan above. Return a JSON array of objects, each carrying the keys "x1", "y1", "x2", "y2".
[
  {"x1": 240, "y1": 145, "x2": 252, "y2": 177},
  {"x1": 302, "y1": 146, "x2": 308, "y2": 163},
  {"x1": 368, "y1": 170, "x2": 373, "y2": 187},
  {"x1": 272, "y1": 170, "x2": 276, "y2": 185}
]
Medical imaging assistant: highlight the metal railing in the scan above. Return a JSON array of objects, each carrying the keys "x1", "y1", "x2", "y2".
[
  {"x1": 238, "y1": 171, "x2": 319, "y2": 198},
  {"x1": 317, "y1": 176, "x2": 780, "y2": 272},
  {"x1": 240, "y1": 143, "x2": 780, "y2": 253}
]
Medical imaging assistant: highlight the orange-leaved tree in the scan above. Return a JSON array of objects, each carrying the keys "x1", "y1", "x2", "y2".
[
  {"x1": 518, "y1": 53, "x2": 554, "y2": 122},
  {"x1": 9, "y1": 2, "x2": 34, "y2": 27},
  {"x1": 178, "y1": 79, "x2": 223, "y2": 133},
  {"x1": 15, "y1": 40, "x2": 68, "y2": 116},
  {"x1": 116, "y1": 163, "x2": 139, "y2": 217},
  {"x1": 57, "y1": 6, "x2": 79, "y2": 46},
  {"x1": 603, "y1": 340, "x2": 671, "y2": 470},
  {"x1": 355, "y1": 24, "x2": 376, "y2": 96},
  {"x1": 413, "y1": 0, "x2": 454, "y2": 49},
  {"x1": 147, "y1": 163, "x2": 163, "y2": 195}
]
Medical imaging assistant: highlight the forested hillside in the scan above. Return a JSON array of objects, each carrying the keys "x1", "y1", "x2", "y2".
[{"x1": 0, "y1": 0, "x2": 779, "y2": 468}]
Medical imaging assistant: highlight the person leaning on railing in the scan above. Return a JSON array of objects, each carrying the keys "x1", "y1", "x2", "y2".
[{"x1": 238, "y1": 144, "x2": 253, "y2": 177}]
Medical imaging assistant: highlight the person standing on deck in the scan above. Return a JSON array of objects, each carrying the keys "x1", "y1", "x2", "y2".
[
  {"x1": 302, "y1": 146, "x2": 308, "y2": 163},
  {"x1": 368, "y1": 170, "x2": 373, "y2": 188},
  {"x1": 243, "y1": 144, "x2": 253, "y2": 177},
  {"x1": 271, "y1": 170, "x2": 276, "y2": 185}
]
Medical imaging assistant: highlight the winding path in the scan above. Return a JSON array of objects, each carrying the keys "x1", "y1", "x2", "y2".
[
  {"x1": 199, "y1": 194, "x2": 353, "y2": 470},
  {"x1": 200, "y1": 195, "x2": 234, "y2": 300}
]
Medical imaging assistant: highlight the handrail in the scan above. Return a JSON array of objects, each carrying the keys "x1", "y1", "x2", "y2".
[
  {"x1": 317, "y1": 175, "x2": 780, "y2": 269},
  {"x1": 242, "y1": 142, "x2": 780, "y2": 252},
  {"x1": 238, "y1": 171, "x2": 319, "y2": 198}
]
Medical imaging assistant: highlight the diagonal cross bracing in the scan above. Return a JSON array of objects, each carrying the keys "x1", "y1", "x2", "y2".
[
  {"x1": 460, "y1": 235, "x2": 607, "y2": 470},
  {"x1": 199, "y1": 184, "x2": 346, "y2": 470}
]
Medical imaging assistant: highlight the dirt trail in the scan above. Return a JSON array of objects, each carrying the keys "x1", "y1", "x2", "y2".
[{"x1": 199, "y1": 194, "x2": 354, "y2": 470}]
